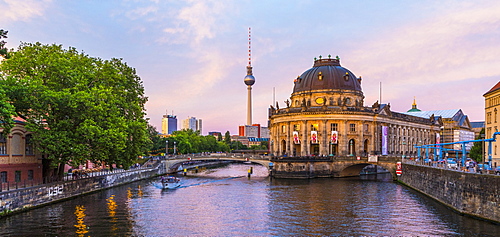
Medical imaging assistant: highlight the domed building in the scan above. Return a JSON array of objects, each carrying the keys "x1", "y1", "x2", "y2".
[{"x1": 269, "y1": 56, "x2": 442, "y2": 157}]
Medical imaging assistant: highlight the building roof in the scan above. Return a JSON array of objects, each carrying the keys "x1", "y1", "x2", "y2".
[
  {"x1": 292, "y1": 57, "x2": 362, "y2": 94},
  {"x1": 484, "y1": 81, "x2": 500, "y2": 96},
  {"x1": 404, "y1": 109, "x2": 461, "y2": 119},
  {"x1": 470, "y1": 121, "x2": 485, "y2": 128},
  {"x1": 405, "y1": 109, "x2": 470, "y2": 127}
]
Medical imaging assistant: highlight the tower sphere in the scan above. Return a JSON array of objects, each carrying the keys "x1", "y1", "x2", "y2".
[{"x1": 244, "y1": 74, "x2": 255, "y2": 86}]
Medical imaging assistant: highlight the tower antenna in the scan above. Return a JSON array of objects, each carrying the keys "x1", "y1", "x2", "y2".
[
  {"x1": 243, "y1": 27, "x2": 256, "y2": 125},
  {"x1": 248, "y1": 27, "x2": 251, "y2": 67}
]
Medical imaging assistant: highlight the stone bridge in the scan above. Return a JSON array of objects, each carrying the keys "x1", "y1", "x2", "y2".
[
  {"x1": 161, "y1": 154, "x2": 401, "y2": 179},
  {"x1": 161, "y1": 155, "x2": 272, "y2": 174},
  {"x1": 270, "y1": 155, "x2": 401, "y2": 179}
]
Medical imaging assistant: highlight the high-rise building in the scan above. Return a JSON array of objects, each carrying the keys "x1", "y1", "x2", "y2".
[
  {"x1": 182, "y1": 117, "x2": 202, "y2": 134},
  {"x1": 161, "y1": 114, "x2": 177, "y2": 135}
]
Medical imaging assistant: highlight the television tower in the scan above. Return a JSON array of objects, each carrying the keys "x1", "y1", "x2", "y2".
[{"x1": 244, "y1": 27, "x2": 255, "y2": 125}]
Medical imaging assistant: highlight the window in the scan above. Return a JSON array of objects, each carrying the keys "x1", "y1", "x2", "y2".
[
  {"x1": 350, "y1": 124, "x2": 356, "y2": 132},
  {"x1": 28, "y1": 170, "x2": 34, "y2": 181},
  {"x1": 282, "y1": 125, "x2": 286, "y2": 133},
  {"x1": 25, "y1": 134, "x2": 34, "y2": 155},
  {"x1": 330, "y1": 123, "x2": 338, "y2": 131},
  {"x1": 310, "y1": 124, "x2": 319, "y2": 131},
  {"x1": 0, "y1": 171, "x2": 7, "y2": 182},
  {"x1": 293, "y1": 124, "x2": 300, "y2": 131},
  {"x1": 15, "y1": 171, "x2": 21, "y2": 182},
  {"x1": 0, "y1": 134, "x2": 6, "y2": 154},
  {"x1": 363, "y1": 124, "x2": 369, "y2": 133}
]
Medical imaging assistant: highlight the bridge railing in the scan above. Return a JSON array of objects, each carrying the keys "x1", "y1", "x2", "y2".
[{"x1": 166, "y1": 153, "x2": 271, "y2": 160}]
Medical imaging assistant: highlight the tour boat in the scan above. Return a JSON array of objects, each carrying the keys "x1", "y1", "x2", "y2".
[{"x1": 161, "y1": 176, "x2": 181, "y2": 189}]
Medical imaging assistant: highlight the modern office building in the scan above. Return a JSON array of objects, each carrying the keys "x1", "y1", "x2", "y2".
[
  {"x1": 484, "y1": 81, "x2": 500, "y2": 166},
  {"x1": 182, "y1": 117, "x2": 202, "y2": 134},
  {"x1": 161, "y1": 114, "x2": 177, "y2": 135},
  {"x1": 238, "y1": 124, "x2": 270, "y2": 138}
]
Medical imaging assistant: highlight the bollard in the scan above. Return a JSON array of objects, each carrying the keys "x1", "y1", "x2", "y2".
[
  {"x1": 183, "y1": 168, "x2": 187, "y2": 176},
  {"x1": 195, "y1": 166, "x2": 198, "y2": 173},
  {"x1": 248, "y1": 168, "x2": 252, "y2": 178}
]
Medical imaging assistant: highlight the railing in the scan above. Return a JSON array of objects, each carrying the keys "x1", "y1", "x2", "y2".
[
  {"x1": 0, "y1": 159, "x2": 163, "y2": 193},
  {"x1": 403, "y1": 159, "x2": 499, "y2": 175}
]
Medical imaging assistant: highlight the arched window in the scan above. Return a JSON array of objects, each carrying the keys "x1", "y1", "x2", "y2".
[
  {"x1": 348, "y1": 139, "x2": 356, "y2": 156},
  {"x1": 0, "y1": 134, "x2": 6, "y2": 154}
]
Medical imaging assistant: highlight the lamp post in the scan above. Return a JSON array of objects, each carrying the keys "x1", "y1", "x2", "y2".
[
  {"x1": 174, "y1": 141, "x2": 177, "y2": 155},
  {"x1": 166, "y1": 140, "x2": 169, "y2": 157}
]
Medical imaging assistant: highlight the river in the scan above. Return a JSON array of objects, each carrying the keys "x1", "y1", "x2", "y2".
[{"x1": 0, "y1": 163, "x2": 499, "y2": 236}]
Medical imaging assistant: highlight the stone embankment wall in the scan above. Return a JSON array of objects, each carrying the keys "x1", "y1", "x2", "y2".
[
  {"x1": 398, "y1": 164, "x2": 500, "y2": 224},
  {"x1": 0, "y1": 168, "x2": 161, "y2": 216}
]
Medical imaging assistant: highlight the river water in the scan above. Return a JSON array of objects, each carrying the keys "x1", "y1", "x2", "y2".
[{"x1": 0, "y1": 163, "x2": 499, "y2": 236}]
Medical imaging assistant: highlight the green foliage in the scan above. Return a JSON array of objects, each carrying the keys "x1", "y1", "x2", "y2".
[
  {"x1": 163, "y1": 129, "x2": 231, "y2": 154},
  {"x1": 224, "y1": 131, "x2": 231, "y2": 144},
  {"x1": 469, "y1": 128, "x2": 485, "y2": 162},
  {"x1": 0, "y1": 42, "x2": 149, "y2": 169},
  {"x1": 0, "y1": 29, "x2": 9, "y2": 58}
]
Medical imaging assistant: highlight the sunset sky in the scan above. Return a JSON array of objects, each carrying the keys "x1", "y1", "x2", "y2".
[{"x1": 2, "y1": 0, "x2": 499, "y2": 134}]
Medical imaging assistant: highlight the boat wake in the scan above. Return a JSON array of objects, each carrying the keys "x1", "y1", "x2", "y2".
[{"x1": 153, "y1": 176, "x2": 245, "y2": 190}]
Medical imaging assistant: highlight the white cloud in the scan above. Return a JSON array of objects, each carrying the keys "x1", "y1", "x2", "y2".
[
  {"x1": 0, "y1": 0, "x2": 52, "y2": 23},
  {"x1": 350, "y1": 2, "x2": 500, "y2": 87}
]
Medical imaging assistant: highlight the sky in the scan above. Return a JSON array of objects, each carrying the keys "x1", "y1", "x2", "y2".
[{"x1": 1, "y1": 0, "x2": 499, "y2": 135}]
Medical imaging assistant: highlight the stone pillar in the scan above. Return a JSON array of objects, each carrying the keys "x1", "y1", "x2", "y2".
[
  {"x1": 301, "y1": 120, "x2": 307, "y2": 156},
  {"x1": 321, "y1": 120, "x2": 328, "y2": 156}
]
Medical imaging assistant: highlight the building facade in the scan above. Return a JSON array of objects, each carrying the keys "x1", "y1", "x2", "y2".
[
  {"x1": 269, "y1": 56, "x2": 442, "y2": 157},
  {"x1": 404, "y1": 109, "x2": 474, "y2": 152},
  {"x1": 161, "y1": 114, "x2": 177, "y2": 135},
  {"x1": 0, "y1": 119, "x2": 43, "y2": 185},
  {"x1": 181, "y1": 117, "x2": 202, "y2": 134},
  {"x1": 484, "y1": 81, "x2": 500, "y2": 166},
  {"x1": 238, "y1": 124, "x2": 270, "y2": 138}
]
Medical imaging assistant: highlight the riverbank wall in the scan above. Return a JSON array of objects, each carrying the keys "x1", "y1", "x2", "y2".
[
  {"x1": 398, "y1": 163, "x2": 500, "y2": 224},
  {"x1": 0, "y1": 167, "x2": 162, "y2": 216}
]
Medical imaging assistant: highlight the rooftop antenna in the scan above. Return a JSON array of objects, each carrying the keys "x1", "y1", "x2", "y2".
[{"x1": 379, "y1": 82, "x2": 382, "y2": 104}]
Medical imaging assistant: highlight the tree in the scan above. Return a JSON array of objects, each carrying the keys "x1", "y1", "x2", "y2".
[
  {"x1": 224, "y1": 131, "x2": 231, "y2": 144},
  {"x1": 217, "y1": 133, "x2": 222, "y2": 141},
  {"x1": 470, "y1": 128, "x2": 485, "y2": 162},
  {"x1": 0, "y1": 29, "x2": 8, "y2": 58},
  {"x1": 0, "y1": 42, "x2": 149, "y2": 175}
]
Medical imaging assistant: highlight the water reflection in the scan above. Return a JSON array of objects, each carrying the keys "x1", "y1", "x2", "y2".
[{"x1": 0, "y1": 164, "x2": 499, "y2": 236}]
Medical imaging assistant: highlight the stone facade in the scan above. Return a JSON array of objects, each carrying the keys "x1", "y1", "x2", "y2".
[
  {"x1": 484, "y1": 81, "x2": 500, "y2": 166},
  {"x1": 269, "y1": 57, "x2": 442, "y2": 157},
  {"x1": 0, "y1": 120, "x2": 42, "y2": 185},
  {"x1": 398, "y1": 163, "x2": 500, "y2": 224}
]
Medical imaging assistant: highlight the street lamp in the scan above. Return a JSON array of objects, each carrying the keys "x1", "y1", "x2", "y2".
[
  {"x1": 174, "y1": 141, "x2": 177, "y2": 155},
  {"x1": 166, "y1": 140, "x2": 169, "y2": 156}
]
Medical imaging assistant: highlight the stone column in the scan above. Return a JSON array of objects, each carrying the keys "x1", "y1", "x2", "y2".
[
  {"x1": 301, "y1": 120, "x2": 307, "y2": 156},
  {"x1": 321, "y1": 120, "x2": 328, "y2": 156}
]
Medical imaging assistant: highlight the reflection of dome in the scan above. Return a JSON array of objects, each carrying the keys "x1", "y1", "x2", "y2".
[
  {"x1": 293, "y1": 58, "x2": 361, "y2": 93},
  {"x1": 244, "y1": 74, "x2": 255, "y2": 86}
]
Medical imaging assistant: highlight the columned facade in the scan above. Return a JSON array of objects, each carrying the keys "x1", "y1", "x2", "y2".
[{"x1": 269, "y1": 56, "x2": 441, "y2": 157}]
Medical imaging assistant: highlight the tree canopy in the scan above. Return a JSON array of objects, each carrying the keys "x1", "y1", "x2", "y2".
[{"x1": 0, "y1": 42, "x2": 149, "y2": 170}]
